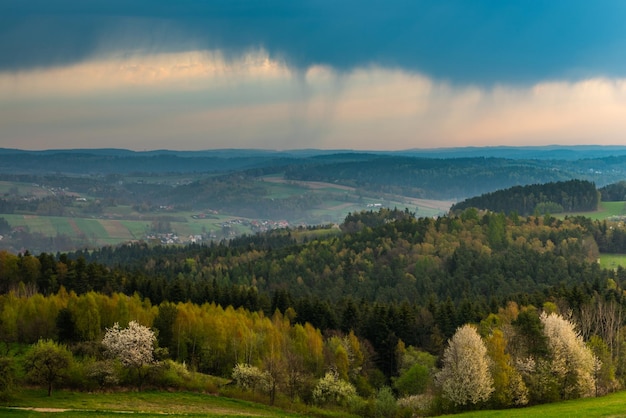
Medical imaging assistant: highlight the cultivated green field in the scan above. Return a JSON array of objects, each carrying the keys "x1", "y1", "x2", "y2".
[
  {"x1": 0, "y1": 181, "x2": 53, "y2": 198},
  {"x1": 0, "y1": 176, "x2": 452, "y2": 251}
]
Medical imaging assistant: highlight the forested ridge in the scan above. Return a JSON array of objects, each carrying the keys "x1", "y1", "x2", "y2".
[
  {"x1": 284, "y1": 156, "x2": 574, "y2": 199},
  {"x1": 3, "y1": 207, "x2": 626, "y2": 415},
  {"x1": 11, "y1": 207, "x2": 623, "y2": 306},
  {"x1": 283, "y1": 155, "x2": 626, "y2": 199},
  {"x1": 600, "y1": 181, "x2": 626, "y2": 201},
  {"x1": 3, "y1": 149, "x2": 626, "y2": 202},
  {"x1": 450, "y1": 179, "x2": 600, "y2": 215}
]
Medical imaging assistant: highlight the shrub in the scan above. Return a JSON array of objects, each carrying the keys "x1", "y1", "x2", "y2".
[
  {"x1": 232, "y1": 363, "x2": 268, "y2": 393},
  {"x1": 148, "y1": 359, "x2": 191, "y2": 389},
  {"x1": 64, "y1": 358, "x2": 93, "y2": 391},
  {"x1": 312, "y1": 370, "x2": 357, "y2": 406},
  {"x1": 394, "y1": 362, "x2": 431, "y2": 396},
  {"x1": 397, "y1": 394, "x2": 435, "y2": 417},
  {"x1": 87, "y1": 359, "x2": 120, "y2": 390},
  {"x1": 0, "y1": 357, "x2": 16, "y2": 400},
  {"x1": 374, "y1": 386, "x2": 397, "y2": 418}
]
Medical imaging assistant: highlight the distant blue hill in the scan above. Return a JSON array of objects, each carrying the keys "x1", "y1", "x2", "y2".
[
  {"x1": 1, "y1": 146, "x2": 625, "y2": 200},
  {"x1": 2, "y1": 145, "x2": 625, "y2": 160},
  {"x1": 397, "y1": 145, "x2": 626, "y2": 160}
]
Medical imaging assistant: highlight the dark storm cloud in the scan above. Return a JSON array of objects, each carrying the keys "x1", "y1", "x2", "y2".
[{"x1": 2, "y1": 0, "x2": 626, "y2": 84}]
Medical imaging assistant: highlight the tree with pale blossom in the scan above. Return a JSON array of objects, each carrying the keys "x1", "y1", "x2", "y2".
[
  {"x1": 436, "y1": 324, "x2": 494, "y2": 407},
  {"x1": 232, "y1": 363, "x2": 268, "y2": 393},
  {"x1": 312, "y1": 370, "x2": 357, "y2": 406},
  {"x1": 102, "y1": 320, "x2": 156, "y2": 390},
  {"x1": 540, "y1": 312, "x2": 597, "y2": 399}
]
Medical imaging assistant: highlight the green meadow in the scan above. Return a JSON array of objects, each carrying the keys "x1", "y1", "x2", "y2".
[
  {"x1": 599, "y1": 253, "x2": 626, "y2": 270},
  {"x1": 443, "y1": 389, "x2": 626, "y2": 418},
  {"x1": 566, "y1": 201, "x2": 626, "y2": 220},
  {"x1": 5, "y1": 388, "x2": 626, "y2": 417},
  {"x1": 1, "y1": 389, "x2": 352, "y2": 418}
]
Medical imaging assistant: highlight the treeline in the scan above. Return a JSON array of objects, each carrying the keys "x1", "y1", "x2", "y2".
[
  {"x1": 450, "y1": 179, "x2": 600, "y2": 215},
  {"x1": 66, "y1": 208, "x2": 624, "y2": 306},
  {"x1": 4, "y1": 208, "x2": 626, "y2": 310},
  {"x1": 3, "y1": 209, "x2": 626, "y2": 379},
  {"x1": 1, "y1": 272, "x2": 626, "y2": 414},
  {"x1": 575, "y1": 216, "x2": 626, "y2": 254},
  {"x1": 600, "y1": 181, "x2": 626, "y2": 201},
  {"x1": 3, "y1": 209, "x2": 626, "y2": 413}
]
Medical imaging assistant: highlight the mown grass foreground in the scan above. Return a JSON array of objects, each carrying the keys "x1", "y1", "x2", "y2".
[
  {"x1": 5, "y1": 389, "x2": 626, "y2": 417},
  {"x1": 442, "y1": 389, "x2": 626, "y2": 418},
  {"x1": 1, "y1": 389, "x2": 319, "y2": 417}
]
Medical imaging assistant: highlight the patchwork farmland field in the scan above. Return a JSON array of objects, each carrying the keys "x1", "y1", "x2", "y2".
[{"x1": 0, "y1": 175, "x2": 453, "y2": 252}]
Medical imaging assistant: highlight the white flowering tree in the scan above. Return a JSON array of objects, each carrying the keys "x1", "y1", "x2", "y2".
[
  {"x1": 436, "y1": 324, "x2": 494, "y2": 407},
  {"x1": 102, "y1": 321, "x2": 156, "y2": 390},
  {"x1": 232, "y1": 363, "x2": 269, "y2": 393},
  {"x1": 312, "y1": 370, "x2": 357, "y2": 406},
  {"x1": 540, "y1": 312, "x2": 597, "y2": 399}
]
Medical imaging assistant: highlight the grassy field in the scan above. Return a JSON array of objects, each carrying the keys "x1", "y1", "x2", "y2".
[
  {"x1": 598, "y1": 201, "x2": 626, "y2": 218},
  {"x1": 0, "y1": 181, "x2": 53, "y2": 198},
  {"x1": 4, "y1": 389, "x2": 626, "y2": 418},
  {"x1": 563, "y1": 201, "x2": 626, "y2": 269},
  {"x1": 599, "y1": 253, "x2": 626, "y2": 270},
  {"x1": 566, "y1": 201, "x2": 626, "y2": 220},
  {"x1": 0, "y1": 389, "x2": 350, "y2": 418},
  {"x1": 442, "y1": 389, "x2": 626, "y2": 417}
]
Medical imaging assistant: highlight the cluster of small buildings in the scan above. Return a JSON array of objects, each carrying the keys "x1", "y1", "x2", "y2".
[
  {"x1": 144, "y1": 217, "x2": 291, "y2": 245},
  {"x1": 144, "y1": 232, "x2": 206, "y2": 245},
  {"x1": 249, "y1": 219, "x2": 290, "y2": 232}
]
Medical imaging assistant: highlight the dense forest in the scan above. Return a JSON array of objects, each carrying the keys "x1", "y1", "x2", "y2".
[
  {"x1": 2, "y1": 206, "x2": 626, "y2": 414},
  {"x1": 600, "y1": 181, "x2": 626, "y2": 202},
  {"x1": 450, "y1": 180, "x2": 600, "y2": 215},
  {"x1": 7, "y1": 207, "x2": 624, "y2": 308}
]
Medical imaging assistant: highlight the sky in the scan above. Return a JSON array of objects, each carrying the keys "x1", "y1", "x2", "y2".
[{"x1": 2, "y1": 1, "x2": 626, "y2": 151}]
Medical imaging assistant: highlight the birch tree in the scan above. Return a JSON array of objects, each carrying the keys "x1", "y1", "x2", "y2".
[{"x1": 485, "y1": 329, "x2": 528, "y2": 407}]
